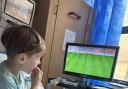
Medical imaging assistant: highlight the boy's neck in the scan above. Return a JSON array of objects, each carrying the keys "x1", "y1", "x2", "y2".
[{"x1": 4, "y1": 59, "x2": 21, "y2": 79}]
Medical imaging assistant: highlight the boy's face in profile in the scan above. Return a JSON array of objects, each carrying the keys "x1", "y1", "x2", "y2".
[{"x1": 21, "y1": 51, "x2": 43, "y2": 74}]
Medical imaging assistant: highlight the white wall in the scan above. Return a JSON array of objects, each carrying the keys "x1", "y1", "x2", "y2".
[
  {"x1": 0, "y1": 0, "x2": 8, "y2": 52},
  {"x1": 0, "y1": 19, "x2": 6, "y2": 52}
]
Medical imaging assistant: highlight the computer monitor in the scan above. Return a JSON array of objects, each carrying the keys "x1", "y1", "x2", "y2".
[{"x1": 63, "y1": 43, "x2": 119, "y2": 81}]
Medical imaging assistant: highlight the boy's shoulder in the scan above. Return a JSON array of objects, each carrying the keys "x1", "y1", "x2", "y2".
[
  {"x1": 0, "y1": 63, "x2": 17, "y2": 89},
  {"x1": 0, "y1": 62, "x2": 8, "y2": 75},
  {"x1": 0, "y1": 63, "x2": 26, "y2": 89},
  {"x1": 0, "y1": 62, "x2": 16, "y2": 81}
]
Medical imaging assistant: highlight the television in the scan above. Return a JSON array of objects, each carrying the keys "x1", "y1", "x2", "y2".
[
  {"x1": 3, "y1": 0, "x2": 35, "y2": 26},
  {"x1": 63, "y1": 43, "x2": 119, "y2": 81}
]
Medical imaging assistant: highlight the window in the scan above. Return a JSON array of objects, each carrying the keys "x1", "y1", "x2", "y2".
[
  {"x1": 114, "y1": 28, "x2": 128, "y2": 81},
  {"x1": 0, "y1": 52, "x2": 7, "y2": 63},
  {"x1": 114, "y1": 1, "x2": 128, "y2": 81},
  {"x1": 123, "y1": 1, "x2": 128, "y2": 27}
]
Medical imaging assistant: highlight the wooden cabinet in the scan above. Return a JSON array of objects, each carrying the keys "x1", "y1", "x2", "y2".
[
  {"x1": 32, "y1": 0, "x2": 50, "y2": 38},
  {"x1": 41, "y1": 0, "x2": 95, "y2": 87}
]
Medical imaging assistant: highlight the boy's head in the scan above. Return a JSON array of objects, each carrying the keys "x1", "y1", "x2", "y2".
[
  {"x1": 1, "y1": 25, "x2": 45, "y2": 58},
  {"x1": 1, "y1": 25, "x2": 46, "y2": 73}
]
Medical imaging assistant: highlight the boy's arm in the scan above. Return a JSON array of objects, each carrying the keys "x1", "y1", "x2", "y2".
[{"x1": 0, "y1": 76, "x2": 16, "y2": 89}]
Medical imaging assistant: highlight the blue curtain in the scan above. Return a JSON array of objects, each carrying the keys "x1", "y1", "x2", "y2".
[
  {"x1": 83, "y1": 0, "x2": 127, "y2": 46},
  {"x1": 81, "y1": 0, "x2": 127, "y2": 86}
]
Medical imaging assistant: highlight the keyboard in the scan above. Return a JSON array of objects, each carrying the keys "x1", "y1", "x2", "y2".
[{"x1": 60, "y1": 78, "x2": 78, "y2": 87}]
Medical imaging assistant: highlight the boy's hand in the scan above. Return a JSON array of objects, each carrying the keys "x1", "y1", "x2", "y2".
[{"x1": 31, "y1": 67, "x2": 43, "y2": 88}]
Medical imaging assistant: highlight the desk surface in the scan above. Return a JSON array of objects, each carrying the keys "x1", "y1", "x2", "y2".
[{"x1": 48, "y1": 78, "x2": 128, "y2": 89}]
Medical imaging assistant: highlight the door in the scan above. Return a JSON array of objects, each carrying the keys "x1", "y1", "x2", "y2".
[{"x1": 41, "y1": 0, "x2": 59, "y2": 86}]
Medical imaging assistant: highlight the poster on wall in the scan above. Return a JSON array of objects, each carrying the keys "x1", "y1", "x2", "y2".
[
  {"x1": 63, "y1": 28, "x2": 76, "y2": 50},
  {"x1": 4, "y1": 0, "x2": 35, "y2": 25}
]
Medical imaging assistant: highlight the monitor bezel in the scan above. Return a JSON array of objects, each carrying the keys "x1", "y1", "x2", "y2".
[
  {"x1": 63, "y1": 43, "x2": 119, "y2": 82},
  {"x1": 4, "y1": 0, "x2": 35, "y2": 25}
]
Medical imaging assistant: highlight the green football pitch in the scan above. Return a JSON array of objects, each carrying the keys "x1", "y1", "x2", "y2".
[{"x1": 65, "y1": 52, "x2": 114, "y2": 78}]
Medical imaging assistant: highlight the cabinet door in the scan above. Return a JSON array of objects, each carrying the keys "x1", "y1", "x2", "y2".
[
  {"x1": 41, "y1": 0, "x2": 59, "y2": 86},
  {"x1": 48, "y1": 0, "x2": 92, "y2": 78}
]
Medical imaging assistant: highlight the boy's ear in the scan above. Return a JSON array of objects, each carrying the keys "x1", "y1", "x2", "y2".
[{"x1": 17, "y1": 53, "x2": 26, "y2": 64}]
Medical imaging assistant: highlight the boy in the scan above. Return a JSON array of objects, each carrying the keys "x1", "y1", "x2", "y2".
[{"x1": 0, "y1": 25, "x2": 46, "y2": 89}]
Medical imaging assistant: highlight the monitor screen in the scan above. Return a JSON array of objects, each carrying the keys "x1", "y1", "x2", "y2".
[{"x1": 63, "y1": 43, "x2": 119, "y2": 81}]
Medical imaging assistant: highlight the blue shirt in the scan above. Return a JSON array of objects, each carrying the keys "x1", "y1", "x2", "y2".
[{"x1": 0, "y1": 62, "x2": 31, "y2": 89}]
